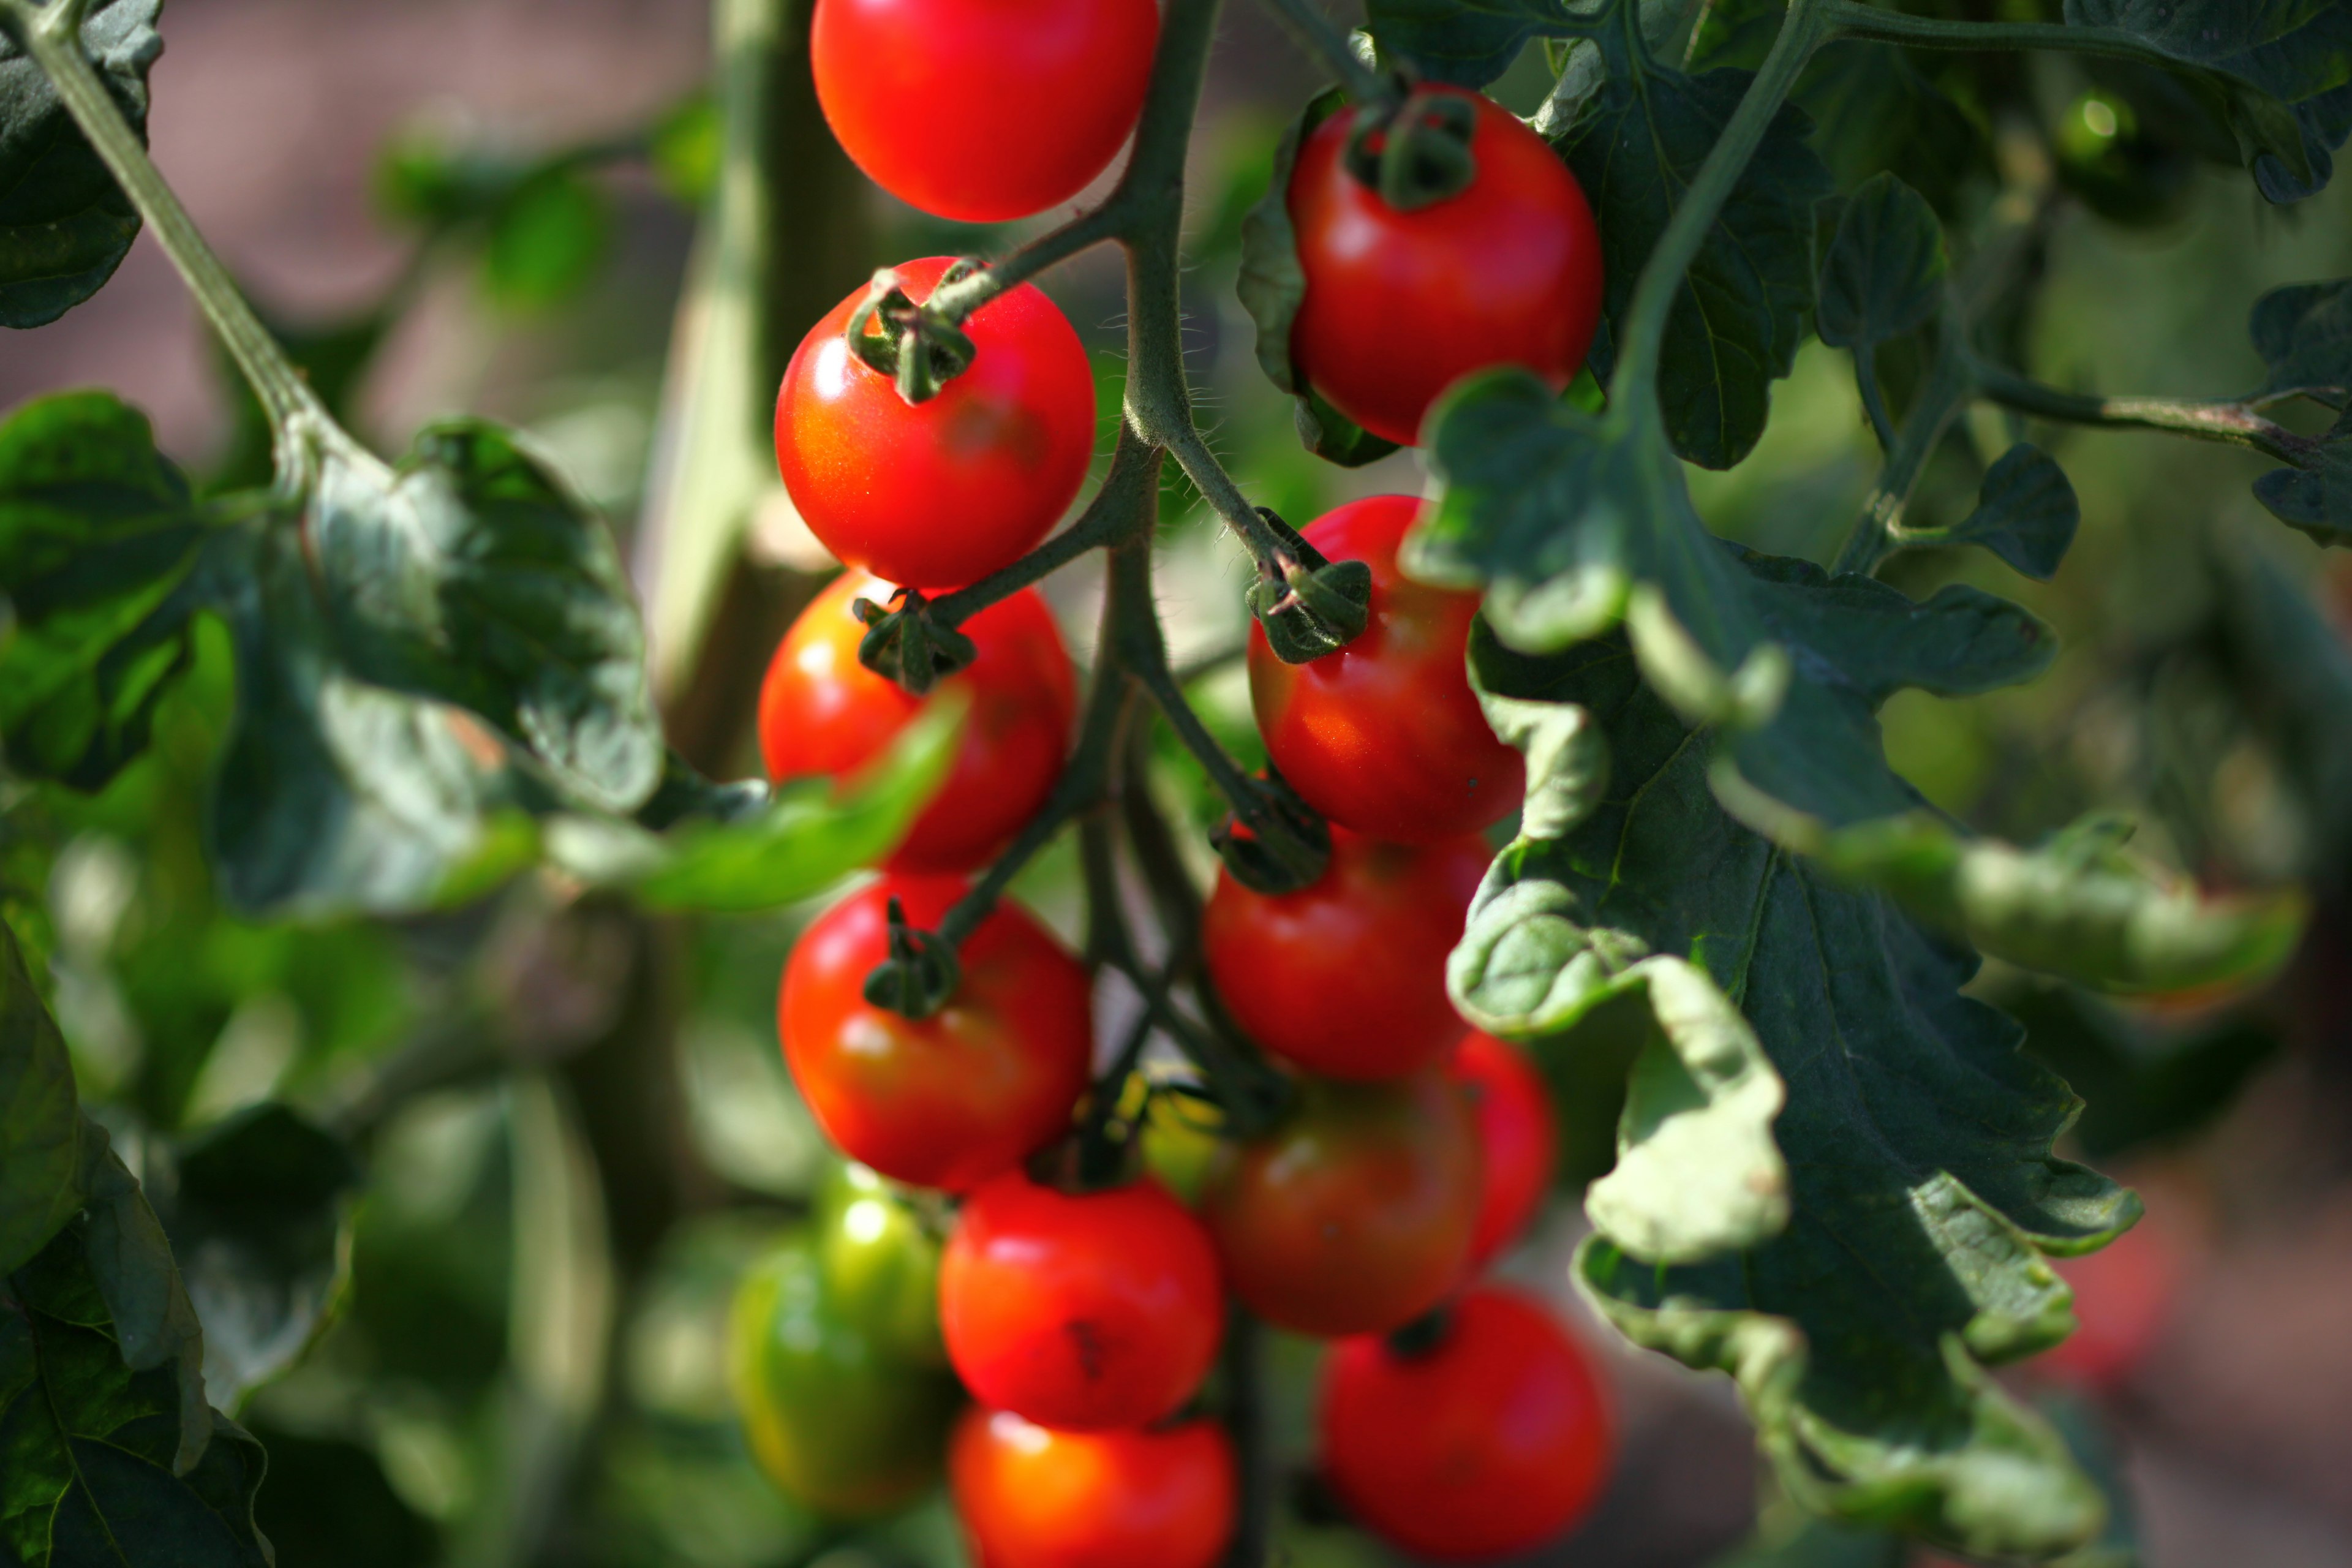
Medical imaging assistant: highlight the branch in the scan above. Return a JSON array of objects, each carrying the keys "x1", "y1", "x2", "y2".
[
  {"x1": 1833, "y1": 330, "x2": 1973, "y2": 575},
  {"x1": 1827, "y1": 0, "x2": 2225, "y2": 71},
  {"x1": 1970, "y1": 359, "x2": 2322, "y2": 466}
]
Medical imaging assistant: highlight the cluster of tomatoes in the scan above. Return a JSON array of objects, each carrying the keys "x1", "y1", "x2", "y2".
[{"x1": 732, "y1": 0, "x2": 1616, "y2": 1561}]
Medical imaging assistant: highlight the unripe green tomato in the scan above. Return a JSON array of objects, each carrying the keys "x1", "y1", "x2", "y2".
[
  {"x1": 728, "y1": 1231, "x2": 960, "y2": 1519},
  {"x1": 1137, "y1": 1086, "x2": 1224, "y2": 1207},
  {"x1": 2054, "y1": 90, "x2": 2191, "y2": 228},
  {"x1": 812, "y1": 1163, "x2": 948, "y2": 1367}
]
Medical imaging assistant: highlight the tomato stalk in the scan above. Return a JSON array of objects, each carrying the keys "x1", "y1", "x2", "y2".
[
  {"x1": 1832, "y1": 334, "x2": 1974, "y2": 575},
  {"x1": 1970, "y1": 361, "x2": 2328, "y2": 464}
]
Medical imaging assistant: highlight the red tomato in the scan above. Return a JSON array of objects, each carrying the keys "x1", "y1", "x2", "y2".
[
  {"x1": 1249, "y1": 495, "x2": 1525, "y2": 842},
  {"x1": 1289, "y1": 88, "x2": 1602, "y2": 447},
  {"x1": 812, "y1": 0, "x2": 1158, "y2": 224},
  {"x1": 776, "y1": 257, "x2": 1096, "y2": 592},
  {"x1": 1199, "y1": 1069, "x2": 1481, "y2": 1337},
  {"x1": 778, "y1": 876, "x2": 1091, "y2": 1191},
  {"x1": 951, "y1": 1406, "x2": 1236, "y2": 1568},
  {"x1": 940, "y1": 1170, "x2": 1223, "y2": 1431},
  {"x1": 2039, "y1": 1214, "x2": 2184, "y2": 1390},
  {"x1": 1202, "y1": 826, "x2": 1487, "y2": 1079},
  {"x1": 1451, "y1": 1031, "x2": 1556, "y2": 1267},
  {"x1": 759, "y1": 573, "x2": 1075, "y2": 873},
  {"x1": 1321, "y1": 1286, "x2": 1613, "y2": 1561}
]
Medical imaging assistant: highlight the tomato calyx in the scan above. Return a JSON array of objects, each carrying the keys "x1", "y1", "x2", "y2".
[
  {"x1": 860, "y1": 894, "x2": 963, "y2": 1017},
  {"x1": 845, "y1": 262, "x2": 984, "y2": 404},
  {"x1": 1245, "y1": 507, "x2": 1373, "y2": 664},
  {"x1": 1341, "y1": 86, "x2": 1479, "y2": 213},
  {"x1": 1384, "y1": 1302, "x2": 1455, "y2": 1360},
  {"x1": 1210, "y1": 769, "x2": 1332, "y2": 894},
  {"x1": 853, "y1": 586, "x2": 978, "y2": 695}
]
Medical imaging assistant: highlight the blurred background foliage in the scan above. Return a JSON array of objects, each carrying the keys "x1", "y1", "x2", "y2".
[{"x1": 7, "y1": 0, "x2": 2352, "y2": 1564}]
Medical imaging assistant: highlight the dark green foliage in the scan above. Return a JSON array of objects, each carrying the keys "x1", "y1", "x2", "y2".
[{"x1": 2010, "y1": 987, "x2": 2284, "y2": 1159}]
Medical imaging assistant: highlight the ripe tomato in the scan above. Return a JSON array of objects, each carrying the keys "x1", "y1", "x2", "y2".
[
  {"x1": 813, "y1": 1161, "x2": 948, "y2": 1366},
  {"x1": 1321, "y1": 1285, "x2": 1613, "y2": 1561},
  {"x1": 779, "y1": 875, "x2": 1091, "y2": 1191},
  {"x1": 951, "y1": 1406, "x2": 1237, "y2": 1568},
  {"x1": 1203, "y1": 825, "x2": 1487, "y2": 1079},
  {"x1": 1289, "y1": 89, "x2": 1602, "y2": 446},
  {"x1": 940, "y1": 1169, "x2": 1223, "y2": 1431},
  {"x1": 2038, "y1": 1213, "x2": 2184, "y2": 1390},
  {"x1": 729, "y1": 1231, "x2": 961, "y2": 1519},
  {"x1": 1451, "y1": 1031, "x2": 1556, "y2": 1267},
  {"x1": 1249, "y1": 495, "x2": 1525, "y2": 842},
  {"x1": 760, "y1": 572, "x2": 1075, "y2": 873},
  {"x1": 812, "y1": 0, "x2": 1158, "y2": 225},
  {"x1": 1199, "y1": 1069, "x2": 1481, "y2": 1337},
  {"x1": 776, "y1": 257, "x2": 1096, "y2": 592}
]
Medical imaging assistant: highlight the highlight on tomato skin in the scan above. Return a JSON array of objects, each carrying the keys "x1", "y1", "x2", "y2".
[
  {"x1": 777, "y1": 875, "x2": 1093, "y2": 1193},
  {"x1": 1319, "y1": 1286, "x2": 1615, "y2": 1562},
  {"x1": 811, "y1": 0, "x2": 1159, "y2": 224},
  {"x1": 949, "y1": 1406, "x2": 1238, "y2": 1568},
  {"x1": 938, "y1": 1167, "x2": 1225, "y2": 1432},
  {"x1": 1450, "y1": 1031, "x2": 1558, "y2": 1268},
  {"x1": 774, "y1": 257, "x2": 1098, "y2": 592},
  {"x1": 1203, "y1": 824, "x2": 1489, "y2": 1081},
  {"x1": 1288, "y1": 87, "x2": 1604, "y2": 447},
  {"x1": 1248, "y1": 494, "x2": 1526, "y2": 844},
  {"x1": 758, "y1": 572, "x2": 1076, "y2": 874}
]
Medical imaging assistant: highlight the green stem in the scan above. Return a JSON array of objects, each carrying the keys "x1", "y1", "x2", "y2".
[
  {"x1": 1852, "y1": 349, "x2": 1898, "y2": 454},
  {"x1": 924, "y1": 200, "x2": 1129, "y2": 323},
  {"x1": 1826, "y1": 0, "x2": 2209, "y2": 70},
  {"x1": 1833, "y1": 330, "x2": 1973, "y2": 574},
  {"x1": 6, "y1": 0, "x2": 330, "y2": 484},
  {"x1": 929, "y1": 429, "x2": 1162, "y2": 630},
  {"x1": 1970, "y1": 359, "x2": 2320, "y2": 465},
  {"x1": 1256, "y1": 0, "x2": 1392, "y2": 105},
  {"x1": 1218, "y1": 1306, "x2": 1273, "y2": 1568},
  {"x1": 1610, "y1": 0, "x2": 1832, "y2": 399}
]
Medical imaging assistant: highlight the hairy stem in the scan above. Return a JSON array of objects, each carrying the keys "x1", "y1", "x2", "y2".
[
  {"x1": 929, "y1": 428, "x2": 1164, "y2": 629},
  {"x1": 6, "y1": 0, "x2": 329, "y2": 483},
  {"x1": 1970, "y1": 359, "x2": 2321, "y2": 465}
]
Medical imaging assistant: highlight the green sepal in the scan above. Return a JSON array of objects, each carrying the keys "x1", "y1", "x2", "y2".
[{"x1": 854, "y1": 586, "x2": 977, "y2": 696}]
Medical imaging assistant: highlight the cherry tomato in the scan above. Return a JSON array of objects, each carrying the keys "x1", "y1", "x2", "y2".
[
  {"x1": 760, "y1": 572, "x2": 1076, "y2": 873},
  {"x1": 729, "y1": 1231, "x2": 962, "y2": 1519},
  {"x1": 812, "y1": 0, "x2": 1158, "y2": 224},
  {"x1": 813, "y1": 1161, "x2": 949, "y2": 1366},
  {"x1": 1249, "y1": 495, "x2": 1525, "y2": 842},
  {"x1": 1203, "y1": 826, "x2": 1487, "y2": 1079},
  {"x1": 779, "y1": 875, "x2": 1091, "y2": 1191},
  {"x1": 950, "y1": 1406, "x2": 1236, "y2": 1568},
  {"x1": 1321, "y1": 1286, "x2": 1613, "y2": 1561},
  {"x1": 776, "y1": 257, "x2": 1097, "y2": 592},
  {"x1": 940, "y1": 1169, "x2": 1223, "y2": 1431},
  {"x1": 2038, "y1": 1213, "x2": 2184, "y2": 1389},
  {"x1": 1289, "y1": 88, "x2": 1603, "y2": 446},
  {"x1": 1199, "y1": 1069, "x2": 1482, "y2": 1337},
  {"x1": 1451, "y1": 1031, "x2": 1556, "y2": 1267}
]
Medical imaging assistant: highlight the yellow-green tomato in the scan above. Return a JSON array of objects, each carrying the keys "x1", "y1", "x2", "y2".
[
  {"x1": 1137, "y1": 1090, "x2": 1224, "y2": 1207},
  {"x1": 728, "y1": 1231, "x2": 960, "y2": 1518},
  {"x1": 812, "y1": 1163, "x2": 948, "y2": 1366}
]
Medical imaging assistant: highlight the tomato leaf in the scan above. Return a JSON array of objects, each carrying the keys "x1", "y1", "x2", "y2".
[
  {"x1": 1555, "y1": 40, "x2": 1834, "y2": 469},
  {"x1": 2251, "y1": 409, "x2": 2352, "y2": 545},
  {"x1": 0, "y1": 917, "x2": 83, "y2": 1279},
  {"x1": 0, "y1": 0, "x2": 159, "y2": 326},
  {"x1": 2062, "y1": 0, "x2": 2352, "y2": 203},
  {"x1": 1815, "y1": 173, "x2": 1945, "y2": 353},
  {"x1": 1896, "y1": 444, "x2": 2081, "y2": 582},
  {"x1": 1363, "y1": 0, "x2": 1624, "y2": 87},
  {"x1": 2250, "y1": 278, "x2": 2352, "y2": 404},
  {"x1": 0, "y1": 392, "x2": 207, "y2": 790},
  {"x1": 307, "y1": 422, "x2": 662, "y2": 815},
  {"x1": 159, "y1": 1103, "x2": 360, "y2": 1408},
  {"x1": 1235, "y1": 89, "x2": 1401, "y2": 467}
]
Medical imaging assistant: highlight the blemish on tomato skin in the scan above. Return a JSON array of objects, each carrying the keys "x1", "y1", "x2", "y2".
[{"x1": 1065, "y1": 1317, "x2": 1108, "y2": 1381}]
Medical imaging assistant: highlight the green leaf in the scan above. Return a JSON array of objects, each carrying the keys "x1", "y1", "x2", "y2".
[
  {"x1": 1901, "y1": 444, "x2": 2081, "y2": 582},
  {"x1": 0, "y1": 391, "x2": 206, "y2": 790},
  {"x1": 542, "y1": 698, "x2": 962, "y2": 912},
  {"x1": 2, "y1": 1193, "x2": 271, "y2": 1567},
  {"x1": 162, "y1": 1104, "x2": 360, "y2": 1408},
  {"x1": 1557, "y1": 55, "x2": 1834, "y2": 468},
  {"x1": 242, "y1": 1422, "x2": 434, "y2": 1568},
  {"x1": 1815, "y1": 173, "x2": 1945, "y2": 352},
  {"x1": 1469, "y1": 619, "x2": 1611, "y2": 840},
  {"x1": 2250, "y1": 278, "x2": 2352, "y2": 404},
  {"x1": 0, "y1": 916, "x2": 82, "y2": 1277},
  {"x1": 1709, "y1": 1510, "x2": 1906, "y2": 1568},
  {"x1": 2253, "y1": 408, "x2": 2352, "y2": 544},
  {"x1": 1235, "y1": 89, "x2": 1401, "y2": 468},
  {"x1": 480, "y1": 168, "x2": 611, "y2": 311},
  {"x1": 1363, "y1": 0, "x2": 1611, "y2": 86},
  {"x1": 73, "y1": 1129, "x2": 213, "y2": 1472},
  {"x1": 0, "y1": 0, "x2": 160, "y2": 326},
  {"x1": 1458, "y1": 629, "x2": 2131, "y2": 1558},
  {"x1": 307, "y1": 421, "x2": 662, "y2": 815},
  {"x1": 2063, "y1": 0, "x2": 2352, "y2": 203}
]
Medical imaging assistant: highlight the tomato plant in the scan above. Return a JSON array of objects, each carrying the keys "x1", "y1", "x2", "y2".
[
  {"x1": 949, "y1": 1406, "x2": 1238, "y2": 1568},
  {"x1": 1, "y1": 0, "x2": 2341, "y2": 1557},
  {"x1": 812, "y1": 0, "x2": 1159, "y2": 223},
  {"x1": 774, "y1": 256, "x2": 1097, "y2": 590},
  {"x1": 760, "y1": 571, "x2": 1076, "y2": 872},
  {"x1": 778, "y1": 875, "x2": 1093, "y2": 1191},
  {"x1": 1320, "y1": 1286, "x2": 1613, "y2": 1561},
  {"x1": 938, "y1": 1168, "x2": 1224, "y2": 1430}
]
